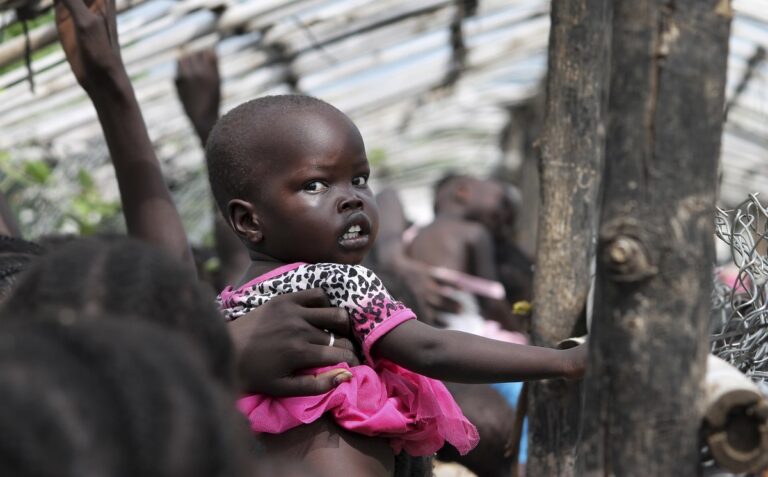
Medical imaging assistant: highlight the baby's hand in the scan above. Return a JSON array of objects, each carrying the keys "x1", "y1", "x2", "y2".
[
  {"x1": 560, "y1": 341, "x2": 588, "y2": 380},
  {"x1": 55, "y1": 0, "x2": 124, "y2": 91}
]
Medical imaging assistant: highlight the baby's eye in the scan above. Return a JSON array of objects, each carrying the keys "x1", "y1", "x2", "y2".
[
  {"x1": 303, "y1": 181, "x2": 329, "y2": 194},
  {"x1": 352, "y1": 175, "x2": 369, "y2": 187}
]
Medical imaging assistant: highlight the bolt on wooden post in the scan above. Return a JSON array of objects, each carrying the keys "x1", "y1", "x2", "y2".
[{"x1": 578, "y1": 0, "x2": 732, "y2": 476}]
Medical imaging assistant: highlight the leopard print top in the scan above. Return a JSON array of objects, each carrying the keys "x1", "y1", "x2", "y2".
[{"x1": 219, "y1": 262, "x2": 416, "y2": 364}]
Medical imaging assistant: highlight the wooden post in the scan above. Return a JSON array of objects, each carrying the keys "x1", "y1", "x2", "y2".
[
  {"x1": 579, "y1": 1, "x2": 732, "y2": 475},
  {"x1": 498, "y1": 98, "x2": 544, "y2": 257},
  {"x1": 527, "y1": 0, "x2": 611, "y2": 475}
]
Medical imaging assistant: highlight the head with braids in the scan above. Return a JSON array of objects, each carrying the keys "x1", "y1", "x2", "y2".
[
  {"x1": 0, "y1": 236, "x2": 44, "y2": 301},
  {"x1": 0, "y1": 318, "x2": 254, "y2": 477},
  {"x1": 1, "y1": 236, "x2": 234, "y2": 386}
]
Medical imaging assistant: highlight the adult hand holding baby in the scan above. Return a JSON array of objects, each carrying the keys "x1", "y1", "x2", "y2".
[{"x1": 229, "y1": 288, "x2": 361, "y2": 397}]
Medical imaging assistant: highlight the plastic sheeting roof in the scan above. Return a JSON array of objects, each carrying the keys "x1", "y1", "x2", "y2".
[{"x1": 0, "y1": 0, "x2": 765, "y2": 238}]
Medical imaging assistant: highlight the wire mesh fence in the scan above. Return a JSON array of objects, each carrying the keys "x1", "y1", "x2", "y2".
[{"x1": 712, "y1": 193, "x2": 768, "y2": 383}]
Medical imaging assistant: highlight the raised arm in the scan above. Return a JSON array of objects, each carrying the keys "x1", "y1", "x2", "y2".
[
  {"x1": 174, "y1": 49, "x2": 249, "y2": 285},
  {"x1": 56, "y1": 0, "x2": 193, "y2": 270},
  {"x1": 175, "y1": 49, "x2": 220, "y2": 147},
  {"x1": 375, "y1": 319, "x2": 586, "y2": 383}
]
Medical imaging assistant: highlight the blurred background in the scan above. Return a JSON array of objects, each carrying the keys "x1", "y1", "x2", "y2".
[{"x1": 0, "y1": 0, "x2": 765, "y2": 254}]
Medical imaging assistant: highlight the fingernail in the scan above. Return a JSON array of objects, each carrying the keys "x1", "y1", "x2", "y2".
[{"x1": 333, "y1": 371, "x2": 353, "y2": 385}]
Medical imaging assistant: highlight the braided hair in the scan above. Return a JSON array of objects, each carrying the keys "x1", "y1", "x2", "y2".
[
  {"x1": 1, "y1": 236, "x2": 234, "y2": 386},
  {"x1": 0, "y1": 318, "x2": 253, "y2": 477}
]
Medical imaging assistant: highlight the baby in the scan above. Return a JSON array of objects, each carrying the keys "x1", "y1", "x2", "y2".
[{"x1": 208, "y1": 95, "x2": 586, "y2": 477}]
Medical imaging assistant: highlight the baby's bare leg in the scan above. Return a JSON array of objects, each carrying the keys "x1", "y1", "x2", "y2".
[{"x1": 260, "y1": 415, "x2": 394, "y2": 477}]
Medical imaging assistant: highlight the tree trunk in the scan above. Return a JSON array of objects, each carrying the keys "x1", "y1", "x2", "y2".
[
  {"x1": 527, "y1": 0, "x2": 611, "y2": 475},
  {"x1": 578, "y1": 1, "x2": 732, "y2": 476},
  {"x1": 498, "y1": 98, "x2": 544, "y2": 257}
]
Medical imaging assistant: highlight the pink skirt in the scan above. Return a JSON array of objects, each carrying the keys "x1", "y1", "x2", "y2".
[{"x1": 238, "y1": 360, "x2": 479, "y2": 456}]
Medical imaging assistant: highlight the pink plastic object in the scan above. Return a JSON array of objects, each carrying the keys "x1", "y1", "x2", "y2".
[{"x1": 430, "y1": 266, "x2": 507, "y2": 301}]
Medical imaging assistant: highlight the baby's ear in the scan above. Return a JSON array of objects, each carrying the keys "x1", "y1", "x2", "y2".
[{"x1": 228, "y1": 199, "x2": 263, "y2": 244}]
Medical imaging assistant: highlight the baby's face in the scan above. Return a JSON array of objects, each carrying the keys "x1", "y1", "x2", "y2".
[{"x1": 253, "y1": 110, "x2": 379, "y2": 265}]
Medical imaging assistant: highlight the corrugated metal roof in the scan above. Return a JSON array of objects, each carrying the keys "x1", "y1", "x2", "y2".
[{"x1": 0, "y1": 0, "x2": 765, "y2": 239}]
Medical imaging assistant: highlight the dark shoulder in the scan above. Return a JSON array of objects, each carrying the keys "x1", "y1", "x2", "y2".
[
  {"x1": 462, "y1": 221, "x2": 492, "y2": 244},
  {"x1": 416, "y1": 217, "x2": 478, "y2": 240},
  {"x1": 427, "y1": 218, "x2": 489, "y2": 244}
]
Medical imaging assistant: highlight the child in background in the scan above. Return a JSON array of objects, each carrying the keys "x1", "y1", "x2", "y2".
[
  {"x1": 408, "y1": 175, "x2": 524, "y2": 334},
  {"x1": 209, "y1": 95, "x2": 587, "y2": 476}
]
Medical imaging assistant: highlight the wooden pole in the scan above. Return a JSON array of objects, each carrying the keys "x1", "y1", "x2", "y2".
[
  {"x1": 579, "y1": 1, "x2": 732, "y2": 475},
  {"x1": 526, "y1": 0, "x2": 611, "y2": 475}
]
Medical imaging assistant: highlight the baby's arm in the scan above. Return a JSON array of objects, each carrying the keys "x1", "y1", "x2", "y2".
[
  {"x1": 56, "y1": 0, "x2": 193, "y2": 270},
  {"x1": 325, "y1": 263, "x2": 581, "y2": 383},
  {"x1": 375, "y1": 319, "x2": 586, "y2": 383}
]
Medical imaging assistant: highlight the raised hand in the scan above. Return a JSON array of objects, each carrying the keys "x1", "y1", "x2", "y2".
[
  {"x1": 175, "y1": 49, "x2": 221, "y2": 145},
  {"x1": 55, "y1": 0, "x2": 123, "y2": 92},
  {"x1": 174, "y1": 48, "x2": 249, "y2": 284},
  {"x1": 54, "y1": 0, "x2": 194, "y2": 271}
]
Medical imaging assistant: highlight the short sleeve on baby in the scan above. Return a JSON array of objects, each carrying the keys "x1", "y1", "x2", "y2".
[
  {"x1": 306, "y1": 263, "x2": 416, "y2": 364},
  {"x1": 218, "y1": 262, "x2": 416, "y2": 365}
]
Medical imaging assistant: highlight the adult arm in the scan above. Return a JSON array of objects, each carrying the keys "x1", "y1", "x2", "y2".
[
  {"x1": 466, "y1": 222, "x2": 498, "y2": 282},
  {"x1": 175, "y1": 49, "x2": 220, "y2": 148},
  {"x1": 229, "y1": 288, "x2": 361, "y2": 396},
  {"x1": 375, "y1": 319, "x2": 586, "y2": 383},
  {"x1": 56, "y1": 0, "x2": 193, "y2": 270},
  {"x1": 467, "y1": 224, "x2": 521, "y2": 330},
  {"x1": 175, "y1": 49, "x2": 250, "y2": 284}
]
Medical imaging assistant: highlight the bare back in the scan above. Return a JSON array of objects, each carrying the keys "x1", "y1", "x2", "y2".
[{"x1": 408, "y1": 217, "x2": 497, "y2": 280}]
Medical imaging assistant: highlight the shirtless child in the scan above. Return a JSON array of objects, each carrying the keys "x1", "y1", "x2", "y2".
[{"x1": 407, "y1": 175, "x2": 519, "y2": 331}]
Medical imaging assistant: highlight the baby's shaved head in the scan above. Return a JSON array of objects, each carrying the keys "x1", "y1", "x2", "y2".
[{"x1": 206, "y1": 94, "x2": 352, "y2": 214}]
